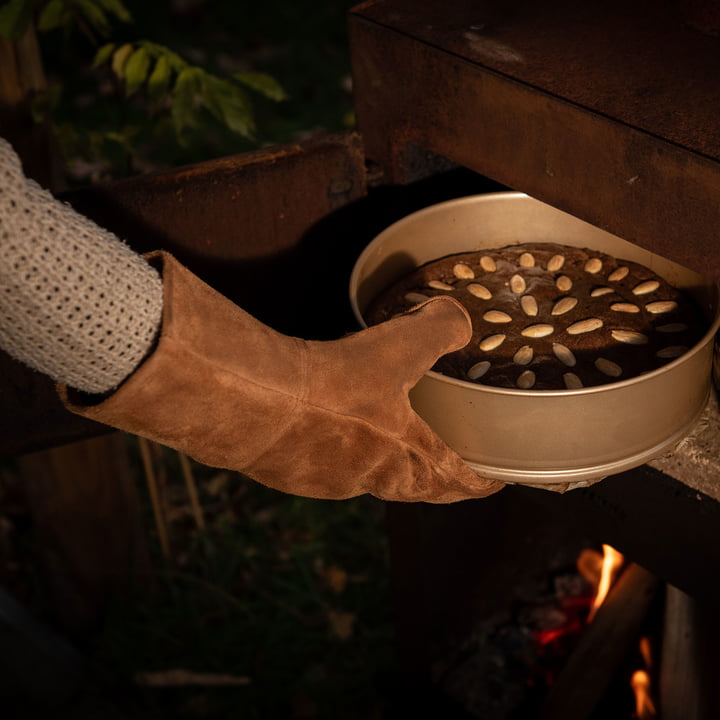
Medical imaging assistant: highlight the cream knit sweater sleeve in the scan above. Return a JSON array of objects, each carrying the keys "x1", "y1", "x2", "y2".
[{"x1": 0, "y1": 138, "x2": 163, "y2": 394}]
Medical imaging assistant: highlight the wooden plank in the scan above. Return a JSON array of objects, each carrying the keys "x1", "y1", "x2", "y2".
[
  {"x1": 659, "y1": 585, "x2": 702, "y2": 720},
  {"x1": 541, "y1": 563, "x2": 659, "y2": 720},
  {"x1": 17, "y1": 433, "x2": 151, "y2": 634}
]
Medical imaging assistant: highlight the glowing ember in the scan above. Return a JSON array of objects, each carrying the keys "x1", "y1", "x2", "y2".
[
  {"x1": 631, "y1": 669, "x2": 657, "y2": 719},
  {"x1": 588, "y1": 544, "x2": 624, "y2": 620}
]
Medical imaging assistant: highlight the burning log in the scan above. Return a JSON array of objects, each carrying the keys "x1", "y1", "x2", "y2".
[{"x1": 541, "y1": 562, "x2": 660, "y2": 720}]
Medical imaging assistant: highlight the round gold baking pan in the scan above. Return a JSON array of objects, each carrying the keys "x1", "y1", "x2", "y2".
[{"x1": 349, "y1": 192, "x2": 720, "y2": 486}]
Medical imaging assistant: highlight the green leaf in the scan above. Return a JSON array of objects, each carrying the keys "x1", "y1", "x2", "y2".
[
  {"x1": 92, "y1": 42, "x2": 116, "y2": 68},
  {"x1": 111, "y1": 43, "x2": 134, "y2": 78},
  {"x1": 163, "y1": 48, "x2": 186, "y2": 73},
  {"x1": 171, "y1": 67, "x2": 202, "y2": 141},
  {"x1": 204, "y1": 76, "x2": 255, "y2": 139},
  {"x1": 75, "y1": 0, "x2": 110, "y2": 36},
  {"x1": 233, "y1": 71, "x2": 287, "y2": 102},
  {"x1": 138, "y1": 41, "x2": 186, "y2": 71},
  {"x1": 147, "y1": 54, "x2": 172, "y2": 102},
  {"x1": 200, "y1": 74, "x2": 225, "y2": 124},
  {"x1": 37, "y1": 0, "x2": 68, "y2": 32},
  {"x1": 0, "y1": 0, "x2": 32, "y2": 40},
  {"x1": 30, "y1": 85, "x2": 62, "y2": 124},
  {"x1": 94, "y1": 0, "x2": 132, "y2": 23},
  {"x1": 124, "y1": 46, "x2": 150, "y2": 97}
]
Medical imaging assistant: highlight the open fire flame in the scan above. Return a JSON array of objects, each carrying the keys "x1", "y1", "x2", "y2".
[
  {"x1": 533, "y1": 544, "x2": 657, "y2": 718},
  {"x1": 590, "y1": 546, "x2": 657, "y2": 719},
  {"x1": 631, "y1": 669, "x2": 656, "y2": 719},
  {"x1": 632, "y1": 636, "x2": 656, "y2": 719},
  {"x1": 588, "y1": 543, "x2": 625, "y2": 621}
]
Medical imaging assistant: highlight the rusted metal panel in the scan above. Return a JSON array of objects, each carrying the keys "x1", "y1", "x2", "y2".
[
  {"x1": 68, "y1": 131, "x2": 367, "y2": 331},
  {"x1": 353, "y1": 0, "x2": 720, "y2": 161},
  {"x1": 349, "y1": 1, "x2": 720, "y2": 279},
  {"x1": 0, "y1": 132, "x2": 367, "y2": 457}
]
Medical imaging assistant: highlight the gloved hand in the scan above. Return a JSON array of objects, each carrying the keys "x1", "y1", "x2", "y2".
[{"x1": 60, "y1": 252, "x2": 503, "y2": 503}]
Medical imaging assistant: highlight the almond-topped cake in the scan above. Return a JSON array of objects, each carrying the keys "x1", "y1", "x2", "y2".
[{"x1": 366, "y1": 243, "x2": 708, "y2": 390}]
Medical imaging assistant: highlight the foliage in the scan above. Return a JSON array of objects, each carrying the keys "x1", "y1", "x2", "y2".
[
  {"x1": 94, "y1": 458, "x2": 394, "y2": 719},
  {"x1": 0, "y1": 0, "x2": 288, "y2": 179},
  {"x1": 92, "y1": 39, "x2": 286, "y2": 142}
]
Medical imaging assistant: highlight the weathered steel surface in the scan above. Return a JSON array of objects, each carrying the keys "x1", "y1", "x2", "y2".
[
  {"x1": 350, "y1": 0, "x2": 720, "y2": 279},
  {"x1": 68, "y1": 131, "x2": 367, "y2": 333},
  {"x1": 387, "y1": 463, "x2": 720, "y2": 680},
  {"x1": 0, "y1": 132, "x2": 367, "y2": 457}
]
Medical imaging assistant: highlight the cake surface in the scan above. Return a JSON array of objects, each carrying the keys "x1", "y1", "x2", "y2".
[{"x1": 366, "y1": 242, "x2": 707, "y2": 390}]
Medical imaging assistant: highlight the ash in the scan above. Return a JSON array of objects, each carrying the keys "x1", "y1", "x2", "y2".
[{"x1": 431, "y1": 570, "x2": 593, "y2": 719}]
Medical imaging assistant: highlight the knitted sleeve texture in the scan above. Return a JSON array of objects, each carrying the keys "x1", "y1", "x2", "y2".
[{"x1": 0, "y1": 138, "x2": 163, "y2": 393}]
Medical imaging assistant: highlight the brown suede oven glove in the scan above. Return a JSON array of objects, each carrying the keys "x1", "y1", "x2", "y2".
[{"x1": 59, "y1": 252, "x2": 503, "y2": 503}]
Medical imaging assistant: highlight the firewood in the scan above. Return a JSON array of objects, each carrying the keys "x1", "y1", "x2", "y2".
[
  {"x1": 541, "y1": 562, "x2": 659, "y2": 720},
  {"x1": 659, "y1": 585, "x2": 701, "y2": 720}
]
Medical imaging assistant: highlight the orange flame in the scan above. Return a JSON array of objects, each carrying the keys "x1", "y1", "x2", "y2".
[
  {"x1": 588, "y1": 544, "x2": 624, "y2": 621},
  {"x1": 631, "y1": 669, "x2": 656, "y2": 719},
  {"x1": 639, "y1": 636, "x2": 652, "y2": 670}
]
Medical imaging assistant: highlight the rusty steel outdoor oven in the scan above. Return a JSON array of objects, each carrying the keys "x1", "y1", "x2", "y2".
[{"x1": 346, "y1": 0, "x2": 720, "y2": 714}]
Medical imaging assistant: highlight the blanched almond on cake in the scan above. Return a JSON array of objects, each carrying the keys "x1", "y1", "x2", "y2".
[
  {"x1": 480, "y1": 256, "x2": 497, "y2": 272},
  {"x1": 428, "y1": 280, "x2": 454, "y2": 290},
  {"x1": 656, "y1": 346, "x2": 688, "y2": 359},
  {"x1": 453, "y1": 263, "x2": 475, "y2": 279},
  {"x1": 611, "y1": 330, "x2": 649, "y2": 345},
  {"x1": 567, "y1": 318, "x2": 603, "y2": 334},
  {"x1": 608, "y1": 266, "x2": 629, "y2": 282},
  {"x1": 479, "y1": 333, "x2": 506, "y2": 351},
  {"x1": 521, "y1": 323, "x2": 554, "y2": 338},
  {"x1": 513, "y1": 345, "x2": 534, "y2": 365},
  {"x1": 656, "y1": 323, "x2": 688, "y2": 333},
  {"x1": 519, "y1": 252, "x2": 535, "y2": 268},
  {"x1": 467, "y1": 361, "x2": 491, "y2": 380},
  {"x1": 467, "y1": 283, "x2": 492, "y2": 299},
  {"x1": 646, "y1": 300, "x2": 678, "y2": 314},
  {"x1": 632, "y1": 280, "x2": 660, "y2": 295},
  {"x1": 563, "y1": 372, "x2": 583, "y2": 389},
  {"x1": 552, "y1": 343, "x2": 577, "y2": 366},
  {"x1": 595, "y1": 357, "x2": 622, "y2": 377},
  {"x1": 584, "y1": 258, "x2": 603, "y2": 274},
  {"x1": 510, "y1": 274, "x2": 526, "y2": 294},
  {"x1": 556, "y1": 275, "x2": 573, "y2": 292},
  {"x1": 590, "y1": 286, "x2": 615, "y2": 297},
  {"x1": 516, "y1": 370, "x2": 536, "y2": 389},
  {"x1": 483, "y1": 310, "x2": 513, "y2": 323},
  {"x1": 520, "y1": 295, "x2": 538, "y2": 316},
  {"x1": 546, "y1": 254, "x2": 565, "y2": 271},
  {"x1": 611, "y1": 302, "x2": 640, "y2": 313},
  {"x1": 552, "y1": 296, "x2": 578, "y2": 315}
]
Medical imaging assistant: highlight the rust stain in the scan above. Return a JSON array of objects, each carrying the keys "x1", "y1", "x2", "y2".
[{"x1": 350, "y1": 5, "x2": 720, "y2": 279}]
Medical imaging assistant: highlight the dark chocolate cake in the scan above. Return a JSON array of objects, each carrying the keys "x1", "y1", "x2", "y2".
[{"x1": 366, "y1": 243, "x2": 707, "y2": 390}]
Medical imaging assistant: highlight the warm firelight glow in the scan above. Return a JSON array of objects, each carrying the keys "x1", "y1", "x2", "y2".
[
  {"x1": 639, "y1": 636, "x2": 652, "y2": 670},
  {"x1": 588, "y1": 544, "x2": 624, "y2": 620},
  {"x1": 631, "y1": 669, "x2": 657, "y2": 719}
]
